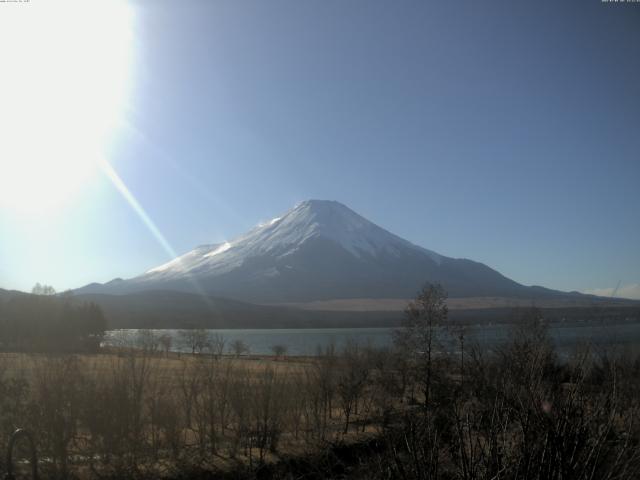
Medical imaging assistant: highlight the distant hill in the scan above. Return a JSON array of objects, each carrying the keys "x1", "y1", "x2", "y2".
[
  {"x1": 0, "y1": 288, "x2": 27, "y2": 300},
  {"x1": 73, "y1": 290, "x2": 401, "y2": 329},
  {"x1": 74, "y1": 290, "x2": 640, "y2": 329},
  {"x1": 2, "y1": 287, "x2": 637, "y2": 330},
  {"x1": 75, "y1": 199, "x2": 595, "y2": 304}
]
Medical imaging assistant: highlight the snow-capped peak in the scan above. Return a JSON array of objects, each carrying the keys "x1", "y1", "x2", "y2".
[
  {"x1": 73, "y1": 199, "x2": 550, "y2": 303},
  {"x1": 271, "y1": 200, "x2": 442, "y2": 261},
  {"x1": 141, "y1": 199, "x2": 442, "y2": 281}
]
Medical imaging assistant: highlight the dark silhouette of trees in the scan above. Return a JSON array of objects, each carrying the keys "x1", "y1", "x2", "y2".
[
  {"x1": 0, "y1": 291, "x2": 106, "y2": 352},
  {"x1": 270, "y1": 344, "x2": 287, "y2": 359},
  {"x1": 31, "y1": 283, "x2": 56, "y2": 296},
  {"x1": 230, "y1": 339, "x2": 250, "y2": 357},
  {"x1": 179, "y1": 329, "x2": 210, "y2": 355}
]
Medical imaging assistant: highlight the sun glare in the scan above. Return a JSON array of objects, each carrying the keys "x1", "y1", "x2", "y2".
[{"x1": 0, "y1": 0, "x2": 133, "y2": 215}]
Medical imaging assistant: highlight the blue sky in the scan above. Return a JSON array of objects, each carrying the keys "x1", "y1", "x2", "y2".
[{"x1": 1, "y1": 0, "x2": 639, "y2": 297}]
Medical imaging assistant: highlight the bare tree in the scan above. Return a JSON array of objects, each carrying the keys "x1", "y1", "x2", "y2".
[
  {"x1": 307, "y1": 343, "x2": 338, "y2": 440},
  {"x1": 229, "y1": 339, "x2": 250, "y2": 358},
  {"x1": 31, "y1": 355, "x2": 84, "y2": 478},
  {"x1": 251, "y1": 367, "x2": 287, "y2": 461},
  {"x1": 180, "y1": 329, "x2": 210, "y2": 355},
  {"x1": 135, "y1": 329, "x2": 160, "y2": 354},
  {"x1": 158, "y1": 333, "x2": 172, "y2": 356},
  {"x1": 337, "y1": 341, "x2": 369, "y2": 433},
  {"x1": 394, "y1": 282, "x2": 448, "y2": 408},
  {"x1": 270, "y1": 344, "x2": 288, "y2": 360},
  {"x1": 209, "y1": 333, "x2": 226, "y2": 359},
  {"x1": 31, "y1": 283, "x2": 56, "y2": 295}
]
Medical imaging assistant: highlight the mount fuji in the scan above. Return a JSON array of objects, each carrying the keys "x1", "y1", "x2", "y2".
[{"x1": 76, "y1": 200, "x2": 571, "y2": 304}]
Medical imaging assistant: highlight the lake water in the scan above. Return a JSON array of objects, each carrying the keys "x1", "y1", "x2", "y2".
[{"x1": 104, "y1": 321, "x2": 640, "y2": 357}]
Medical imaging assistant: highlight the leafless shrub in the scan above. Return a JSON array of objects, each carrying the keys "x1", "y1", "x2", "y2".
[
  {"x1": 302, "y1": 343, "x2": 338, "y2": 441},
  {"x1": 179, "y1": 329, "x2": 210, "y2": 355},
  {"x1": 229, "y1": 339, "x2": 250, "y2": 358},
  {"x1": 158, "y1": 333, "x2": 172, "y2": 357},
  {"x1": 337, "y1": 341, "x2": 369, "y2": 434},
  {"x1": 227, "y1": 367, "x2": 252, "y2": 459},
  {"x1": 251, "y1": 367, "x2": 287, "y2": 461},
  {"x1": 136, "y1": 329, "x2": 160, "y2": 355},
  {"x1": 84, "y1": 348, "x2": 157, "y2": 476},
  {"x1": 0, "y1": 359, "x2": 29, "y2": 473},
  {"x1": 30, "y1": 355, "x2": 85, "y2": 479},
  {"x1": 270, "y1": 344, "x2": 288, "y2": 360},
  {"x1": 209, "y1": 333, "x2": 226, "y2": 359}
]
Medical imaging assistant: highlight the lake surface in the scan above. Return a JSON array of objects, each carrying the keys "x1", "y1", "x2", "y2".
[{"x1": 104, "y1": 321, "x2": 640, "y2": 357}]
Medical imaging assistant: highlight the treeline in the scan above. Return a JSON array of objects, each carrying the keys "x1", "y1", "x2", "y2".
[
  {"x1": 362, "y1": 286, "x2": 640, "y2": 480},
  {"x1": 0, "y1": 292, "x2": 107, "y2": 352},
  {"x1": 0, "y1": 285, "x2": 637, "y2": 479}
]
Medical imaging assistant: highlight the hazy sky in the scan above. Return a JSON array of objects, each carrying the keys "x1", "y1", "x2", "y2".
[{"x1": 1, "y1": 0, "x2": 639, "y2": 297}]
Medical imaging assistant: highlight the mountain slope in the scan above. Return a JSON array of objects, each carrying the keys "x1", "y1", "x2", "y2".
[{"x1": 75, "y1": 200, "x2": 576, "y2": 303}]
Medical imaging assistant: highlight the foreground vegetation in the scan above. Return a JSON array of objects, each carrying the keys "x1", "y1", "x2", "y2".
[{"x1": 0, "y1": 285, "x2": 638, "y2": 479}]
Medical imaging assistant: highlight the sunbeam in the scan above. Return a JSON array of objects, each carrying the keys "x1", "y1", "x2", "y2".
[
  {"x1": 99, "y1": 159, "x2": 218, "y2": 311},
  {"x1": 99, "y1": 160, "x2": 178, "y2": 262}
]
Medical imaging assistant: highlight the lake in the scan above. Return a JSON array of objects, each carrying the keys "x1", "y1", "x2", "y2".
[{"x1": 104, "y1": 321, "x2": 640, "y2": 357}]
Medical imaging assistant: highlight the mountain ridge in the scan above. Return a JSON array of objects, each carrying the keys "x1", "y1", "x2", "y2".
[{"x1": 74, "y1": 200, "x2": 588, "y2": 303}]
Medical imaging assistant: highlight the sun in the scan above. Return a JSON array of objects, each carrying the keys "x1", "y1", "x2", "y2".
[{"x1": 0, "y1": 0, "x2": 133, "y2": 215}]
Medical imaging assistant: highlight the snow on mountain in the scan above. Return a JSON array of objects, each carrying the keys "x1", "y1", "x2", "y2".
[
  {"x1": 146, "y1": 244, "x2": 220, "y2": 274},
  {"x1": 143, "y1": 200, "x2": 442, "y2": 282},
  {"x1": 75, "y1": 199, "x2": 565, "y2": 303}
]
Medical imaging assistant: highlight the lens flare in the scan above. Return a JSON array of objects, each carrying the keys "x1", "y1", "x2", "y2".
[{"x1": 0, "y1": 0, "x2": 133, "y2": 215}]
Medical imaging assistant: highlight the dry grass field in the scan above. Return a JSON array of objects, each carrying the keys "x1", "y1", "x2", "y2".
[
  {"x1": 0, "y1": 347, "x2": 391, "y2": 479},
  {"x1": 0, "y1": 303, "x2": 639, "y2": 479}
]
